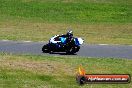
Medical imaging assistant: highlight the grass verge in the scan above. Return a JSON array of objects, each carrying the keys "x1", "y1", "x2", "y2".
[
  {"x1": 0, "y1": 53, "x2": 132, "y2": 88},
  {"x1": 0, "y1": 0, "x2": 132, "y2": 44},
  {"x1": 0, "y1": 21, "x2": 132, "y2": 44}
]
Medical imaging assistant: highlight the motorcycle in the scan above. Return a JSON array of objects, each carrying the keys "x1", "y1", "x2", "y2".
[{"x1": 42, "y1": 37, "x2": 84, "y2": 54}]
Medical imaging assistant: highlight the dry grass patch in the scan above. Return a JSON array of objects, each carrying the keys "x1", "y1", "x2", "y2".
[
  {"x1": 0, "y1": 55, "x2": 74, "y2": 76},
  {"x1": 0, "y1": 20, "x2": 132, "y2": 44}
]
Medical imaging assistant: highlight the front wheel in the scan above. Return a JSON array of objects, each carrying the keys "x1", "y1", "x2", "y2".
[{"x1": 66, "y1": 46, "x2": 80, "y2": 54}]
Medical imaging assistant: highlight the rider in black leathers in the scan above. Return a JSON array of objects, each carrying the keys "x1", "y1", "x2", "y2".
[
  {"x1": 49, "y1": 30, "x2": 73, "y2": 47},
  {"x1": 61, "y1": 30, "x2": 73, "y2": 43}
]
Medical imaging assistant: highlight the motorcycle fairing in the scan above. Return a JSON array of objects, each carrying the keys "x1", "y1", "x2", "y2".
[
  {"x1": 74, "y1": 38, "x2": 84, "y2": 46},
  {"x1": 60, "y1": 37, "x2": 67, "y2": 44}
]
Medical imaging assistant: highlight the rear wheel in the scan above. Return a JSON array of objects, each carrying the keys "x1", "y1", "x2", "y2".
[{"x1": 42, "y1": 45, "x2": 49, "y2": 53}]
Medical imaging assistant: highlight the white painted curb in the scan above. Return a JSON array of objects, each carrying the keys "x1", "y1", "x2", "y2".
[
  {"x1": 1, "y1": 40, "x2": 132, "y2": 46},
  {"x1": 98, "y1": 44, "x2": 109, "y2": 46},
  {"x1": 2, "y1": 40, "x2": 10, "y2": 41},
  {"x1": 23, "y1": 41, "x2": 32, "y2": 42}
]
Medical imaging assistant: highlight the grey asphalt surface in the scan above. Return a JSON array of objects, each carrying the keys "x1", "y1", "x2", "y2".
[{"x1": 0, "y1": 40, "x2": 132, "y2": 59}]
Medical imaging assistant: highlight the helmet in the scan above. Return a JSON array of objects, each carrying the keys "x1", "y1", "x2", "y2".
[{"x1": 66, "y1": 30, "x2": 73, "y2": 37}]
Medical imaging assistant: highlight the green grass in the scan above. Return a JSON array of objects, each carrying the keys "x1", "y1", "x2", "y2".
[
  {"x1": 0, "y1": 53, "x2": 132, "y2": 88},
  {"x1": 0, "y1": 0, "x2": 132, "y2": 44},
  {"x1": 0, "y1": 0, "x2": 131, "y2": 23}
]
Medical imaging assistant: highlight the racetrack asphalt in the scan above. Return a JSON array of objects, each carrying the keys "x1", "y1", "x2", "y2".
[{"x1": 0, "y1": 40, "x2": 132, "y2": 59}]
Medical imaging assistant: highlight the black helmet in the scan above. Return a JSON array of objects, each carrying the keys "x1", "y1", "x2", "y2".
[{"x1": 66, "y1": 30, "x2": 73, "y2": 37}]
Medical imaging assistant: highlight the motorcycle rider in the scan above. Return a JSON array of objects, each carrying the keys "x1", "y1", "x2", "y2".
[{"x1": 49, "y1": 30, "x2": 73, "y2": 47}]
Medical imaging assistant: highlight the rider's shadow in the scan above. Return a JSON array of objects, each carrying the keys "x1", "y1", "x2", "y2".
[{"x1": 49, "y1": 52, "x2": 77, "y2": 55}]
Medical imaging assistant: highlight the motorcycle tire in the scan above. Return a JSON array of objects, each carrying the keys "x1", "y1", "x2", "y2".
[
  {"x1": 42, "y1": 45, "x2": 49, "y2": 53},
  {"x1": 66, "y1": 46, "x2": 80, "y2": 54}
]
